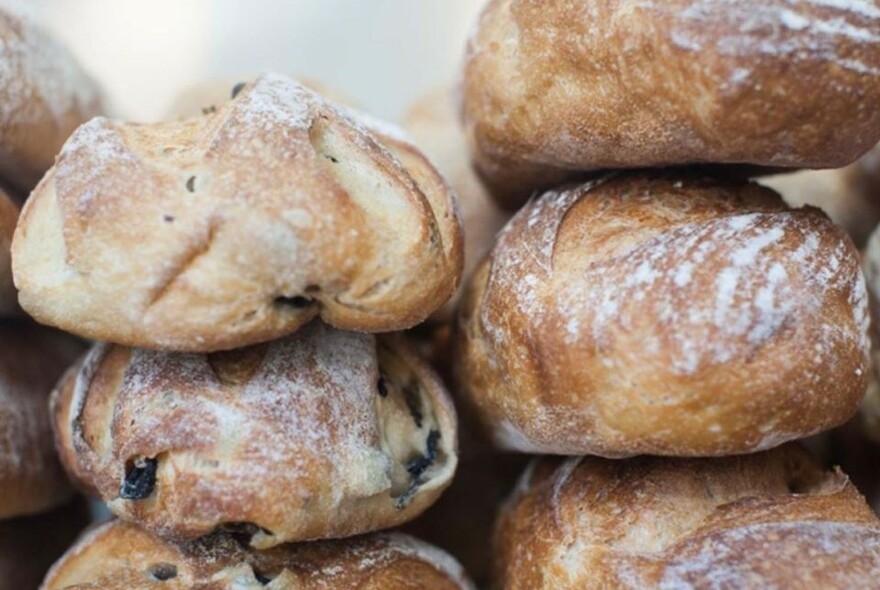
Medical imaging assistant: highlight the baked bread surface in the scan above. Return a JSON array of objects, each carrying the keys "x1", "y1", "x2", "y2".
[
  {"x1": 464, "y1": 0, "x2": 880, "y2": 206},
  {"x1": 13, "y1": 73, "x2": 463, "y2": 352},
  {"x1": 52, "y1": 321, "x2": 458, "y2": 547},
  {"x1": 493, "y1": 445, "x2": 880, "y2": 589},
  {"x1": 455, "y1": 174, "x2": 869, "y2": 456},
  {"x1": 42, "y1": 520, "x2": 475, "y2": 590}
]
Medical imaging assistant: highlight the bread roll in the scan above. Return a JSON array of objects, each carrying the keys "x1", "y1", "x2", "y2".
[
  {"x1": 52, "y1": 320, "x2": 458, "y2": 548},
  {"x1": 42, "y1": 520, "x2": 475, "y2": 590},
  {"x1": 763, "y1": 144, "x2": 880, "y2": 247},
  {"x1": 13, "y1": 72, "x2": 463, "y2": 352},
  {"x1": 0, "y1": 6, "x2": 103, "y2": 192},
  {"x1": 0, "y1": 322, "x2": 82, "y2": 519},
  {"x1": 464, "y1": 0, "x2": 880, "y2": 207},
  {"x1": 0, "y1": 188, "x2": 18, "y2": 316},
  {"x1": 493, "y1": 445, "x2": 880, "y2": 589},
  {"x1": 404, "y1": 88, "x2": 509, "y2": 320},
  {"x1": 455, "y1": 174, "x2": 868, "y2": 457},
  {"x1": 0, "y1": 498, "x2": 89, "y2": 590}
]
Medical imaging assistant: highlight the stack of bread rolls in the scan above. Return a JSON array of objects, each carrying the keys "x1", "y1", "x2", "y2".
[
  {"x1": 447, "y1": 0, "x2": 880, "y2": 587},
  {"x1": 10, "y1": 71, "x2": 477, "y2": 589},
  {"x1": 0, "y1": 6, "x2": 102, "y2": 589},
  {"x1": 6, "y1": 1, "x2": 880, "y2": 587}
]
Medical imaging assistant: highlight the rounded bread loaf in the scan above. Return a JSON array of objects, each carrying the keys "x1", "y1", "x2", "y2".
[
  {"x1": 493, "y1": 445, "x2": 880, "y2": 589},
  {"x1": 454, "y1": 173, "x2": 869, "y2": 457},
  {"x1": 464, "y1": 0, "x2": 880, "y2": 207},
  {"x1": 13, "y1": 72, "x2": 463, "y2": 352},
  {"x1": 42, "y1": 520, "x2": 476, "y2": 590},
  {"x1": 51, "y1": 320, "x2": 458, "y2": 548}
]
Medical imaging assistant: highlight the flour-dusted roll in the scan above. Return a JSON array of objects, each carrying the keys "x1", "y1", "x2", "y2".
[
  {"x1": 0, "y1": 188, "x2": 18, "y2": 316},
  {"x1": 0, "y1": 6, "x2": 103, "y2": 192},
  {"x1": 42, "y1": 520, "x2": 476, "y2": 590},
  {"x1": 0, "y1": 322, "x2": 82, "y2": 519},
  {"x1": 13, "y1": 72, "x2": 463, "y2": 352},
  {"x1": 0, "y1": 498, "x2": 89, "y2": 590},
  {"x1": 455, "y1": 174, "x2": 868, "y2": 457},
  {"x1": 493, "y1": 445, "x2": 880, "y2": 589},
  {"x1": 51, "y1": 321, "x2": 458, "y2": 548},
  {"x1": 464, "y1": 0, "x2": 880, "y2": 207},
  {"x1": 763, "y1": 144, "x2": 880, "y2": 247},
  {"x1": 404, "y1": 88, "x2": 509, "y2": 321}
]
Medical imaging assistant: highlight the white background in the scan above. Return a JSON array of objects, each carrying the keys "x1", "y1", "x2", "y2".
[{"x1": 30, "y1": 0, "x2": 486, "y2": 122}]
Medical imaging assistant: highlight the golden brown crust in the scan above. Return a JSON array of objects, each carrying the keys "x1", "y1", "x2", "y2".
[
  {"x1": 493, "y1": 445, "x2": 880, "y2": 589},
  {"x1": 404, "y1": 88, "x2": 510, "y2": 321},
  {"x1": 454, "y1": 173, "x2": 868, "y2": 457},
  {"x1": 763, "y1": 144, "x2": 880, "y2": 247},
  {"x1": 13, "y1": 73, "x2": 463, "y2": 352},
  {"x1": 0, "y1": 321, "x2": 83, "y2": 518},
  {"x1": 52, "y1": 321, "x2": 458, "y2": 547},
  {"x1": 0, "y1": 6, "x2": 103, "y2": 192},
  {"x1": 0, "y1": 188, "x2": 18, "y2": 316},
  {"x1": 43, "y1": 520, "x2": 475, "y2": 590},
  {"x1": 0, "y1": 497, "x2": 89, "y2": 590},
  {"x1": 464, "y1": 0, "x2": 880, "y2": 207}
]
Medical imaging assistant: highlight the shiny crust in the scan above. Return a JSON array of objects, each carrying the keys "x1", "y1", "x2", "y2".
[
  {"x1": 454, "y1": 174, "x2": 869, "y2": 457},
  {"x1": 0, "y1": 6, "x2": 102, "y2": 191},
  {"x1": 403, "y1": 88, "x2": 509, "y2": 321},
  {"x1": 51, "y1": 321, "x2": 458, "y2": 547},
  {"x1": 42, "y1": 520, "x2": 476, "y2": 590},
  {"x1": 464, "y1": 0, "x2": 880, "y2": 207},
  {"x1": 13, "y1": 73, "x2": 463, "y2": 352},
  {"x1": 493, "y1": 445, "x2": 880, "y2": 589},
  {"x1": 0, "y1": 322, "x2": 82, "y2": 519}
]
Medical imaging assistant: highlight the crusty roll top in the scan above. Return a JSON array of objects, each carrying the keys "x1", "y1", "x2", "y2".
[
  {"x1": 52, "y1": 321, "x2": 458, "y2": 547},
  {"x1": 494, "y1": 445, "x2": 880, "y2": 589},
  {"x1": 43, "y1": 521, "x2": 476, "y2": 590},
  {"x1": 456, "y1": 174, "x2": 868, "y2": 456},
  {"x1": 13, "y1": 73, "x2": 462, "y2": 352},
  {"x1": 464, "y1": 0, "x2": 880, "y2": 205}
]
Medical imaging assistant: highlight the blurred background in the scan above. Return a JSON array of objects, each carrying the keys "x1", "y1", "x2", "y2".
[{"x1": 28, "y1": 0, "x2": 484, "y2": 121}]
